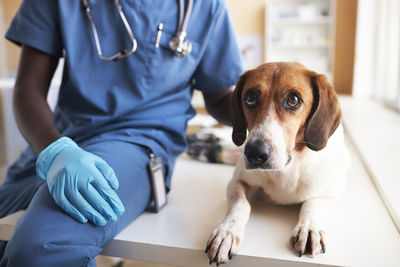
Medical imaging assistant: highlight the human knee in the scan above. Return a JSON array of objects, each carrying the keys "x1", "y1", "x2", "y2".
[
  {"x1": 3, "y1": 229, "x2": 100, "y2": 267},
  {"x1": 2, "y1": 230, "x2": 48, "y2": 266}
]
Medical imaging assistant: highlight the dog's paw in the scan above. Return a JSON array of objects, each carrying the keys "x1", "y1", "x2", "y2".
[
  {"x1": 205, "y1": 222, "x2": 244, "y2": 265},
  {"x1": 290, "y1": 223, "x2": 326, "y2": 257}
]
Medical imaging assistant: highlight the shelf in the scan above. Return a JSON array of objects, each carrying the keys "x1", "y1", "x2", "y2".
[
  {"x1": 272, "y1": 17, "x2": 332, "y2": 25},
  {"x1": 265, "y1": 0, "x2": 335, "y2": 75},
  {"x1": 269, "y1": 43, "x2": 331, "y2": 49}
]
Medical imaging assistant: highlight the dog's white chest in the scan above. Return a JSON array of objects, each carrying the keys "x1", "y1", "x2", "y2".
[
  {"x1": 241, "y1": 161, "x2": 307, "y2": 204},
  {"x1": 235, "y1": 127, "x2": 349, "y2": 205}
]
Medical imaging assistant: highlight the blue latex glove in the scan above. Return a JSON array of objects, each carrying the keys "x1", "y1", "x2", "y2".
[{"x1": 36, "y1": 137, "x2": 125, "y2": 226}]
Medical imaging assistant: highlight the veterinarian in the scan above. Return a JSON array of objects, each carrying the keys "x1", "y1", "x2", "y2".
[{"x1": 0, "y1": 0, "x2": 244, "y2": 265}]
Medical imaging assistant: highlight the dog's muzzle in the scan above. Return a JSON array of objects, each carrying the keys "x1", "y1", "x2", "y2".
[
  {"x1": 244, "y1": 139, "x2": 292, "y2": 170},
  {"x1": 244, "y1": 139, "x2": 272, "y2": 169}
]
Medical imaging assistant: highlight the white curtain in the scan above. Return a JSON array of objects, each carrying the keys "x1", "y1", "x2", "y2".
[{"x1": 353, "y1": 0, "x2": 400, "y2": 111}]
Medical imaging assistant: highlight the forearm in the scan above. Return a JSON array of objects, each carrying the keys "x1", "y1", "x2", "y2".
[
  {"x1": 13, "y1": 45, "x2": 61, "y2": 154},
  {"x1": 13, "y1": 85, "x2": 61, "y2": 154},
  {"x1": 203, "y1": 87, "x2": 233, "y2": 126}
]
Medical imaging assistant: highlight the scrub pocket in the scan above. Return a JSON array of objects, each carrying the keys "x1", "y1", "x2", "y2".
[{"x1": 140, "y1": 30, "x2": 200, "y2": 92}]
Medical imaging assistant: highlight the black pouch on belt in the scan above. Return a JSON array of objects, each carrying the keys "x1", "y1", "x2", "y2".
[{"x1": 146, "y1": 149, "x2": 167, "y2": 213}]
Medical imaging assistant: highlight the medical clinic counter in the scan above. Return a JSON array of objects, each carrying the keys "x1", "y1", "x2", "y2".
[{"x1": 1, "y1": 133, "x2": 400, "y2": 266}]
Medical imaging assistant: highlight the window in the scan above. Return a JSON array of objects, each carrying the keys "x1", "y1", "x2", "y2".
[
  {"x1": 348, "y1": 0, "x2": 400, "y2": 232},
  {"x1": 353, "y1": 0, "x2": 400, "y2": 110}
]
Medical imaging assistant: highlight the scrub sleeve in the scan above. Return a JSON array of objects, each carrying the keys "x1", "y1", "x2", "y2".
[
  {"x1": 0, "y1": 0, "x2": 244, "y2": 265},
  {"x1": 193, "y1": 4, "x2": 244, "y2": 93}
]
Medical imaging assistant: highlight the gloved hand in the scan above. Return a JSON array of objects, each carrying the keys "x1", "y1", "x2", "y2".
[{"x1": 36, "y1": 137, "x2": 125, "y2": 226}]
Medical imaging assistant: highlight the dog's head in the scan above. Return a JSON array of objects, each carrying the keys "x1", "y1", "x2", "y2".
[{"x1": 231, "y1": 62, "x2": 341, "y2": 170}]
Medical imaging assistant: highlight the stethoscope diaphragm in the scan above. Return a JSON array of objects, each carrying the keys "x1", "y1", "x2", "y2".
[
  {"x1": 82, "y1": 0, "x2": 193, "y2": 61},
  {"x1": 169, "y1": 32, "x2": 192, "y2": 58}
]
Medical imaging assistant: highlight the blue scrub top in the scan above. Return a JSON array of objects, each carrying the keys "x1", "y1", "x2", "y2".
[{"x1": 5, "y1": 0, "x2": 244, "y2": 188}]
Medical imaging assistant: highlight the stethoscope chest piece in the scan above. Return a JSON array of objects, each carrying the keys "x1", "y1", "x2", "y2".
[
  {"x1": 169, "y1": 31, "x2": 192, "y2": 58},
  {"x1": 83, "y1": 0, "x2": 193, "y2": 60}
]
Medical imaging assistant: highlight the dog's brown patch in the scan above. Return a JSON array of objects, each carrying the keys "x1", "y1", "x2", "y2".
[{"x1": 231, "y1": 62, "x2": 341, "y2": 152}]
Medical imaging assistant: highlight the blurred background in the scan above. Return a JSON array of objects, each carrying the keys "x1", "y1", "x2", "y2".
[
  {"x1": 1, "y1": 0, "x2": 399, "y2": 168},
  {"x1": 1, "y1": 0, "x2": 399, "y2": 216},
  {"x1": 1, "y1": 0, "x2": 399, "y2": 165},
  {"x1": 0, "y1": 1, "x2": 399, "y2": 266}
]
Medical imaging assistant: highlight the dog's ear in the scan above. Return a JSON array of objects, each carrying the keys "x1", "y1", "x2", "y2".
[
  {"x1": 231, "y1": 72, "x2": 248, "y2": 146},
  {"x1": 304, "y1": 73, "x2": 341, "y2": 151}
]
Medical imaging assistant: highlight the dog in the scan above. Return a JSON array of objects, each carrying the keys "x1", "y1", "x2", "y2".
[{"x1": 205, "y1": 62, "x2": 350, "y2": 265}]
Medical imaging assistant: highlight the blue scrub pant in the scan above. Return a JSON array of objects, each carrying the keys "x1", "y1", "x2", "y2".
[{"x1": 0, "y1": 140, "x2": 156, "y2": 266}]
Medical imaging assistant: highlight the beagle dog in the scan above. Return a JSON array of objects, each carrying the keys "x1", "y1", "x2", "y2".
[{"x1": 205, "y1": 62, "x2": 350, "y2": 264}]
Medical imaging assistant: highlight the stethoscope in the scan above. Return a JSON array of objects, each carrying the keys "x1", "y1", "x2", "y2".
[{"x1": 82, "y1": 0, "x2": 193, "y2": 61}]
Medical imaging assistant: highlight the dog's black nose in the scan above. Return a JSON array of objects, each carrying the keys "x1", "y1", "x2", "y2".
[{"x1": 244, "y1": 139, "x2": 272, "y2": 168}]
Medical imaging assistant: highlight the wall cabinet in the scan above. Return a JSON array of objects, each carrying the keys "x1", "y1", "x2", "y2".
[{"x1": 265, "y1": 0, "x2": 335, "y2": 81}]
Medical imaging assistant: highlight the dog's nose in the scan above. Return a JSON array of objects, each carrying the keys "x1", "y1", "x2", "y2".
[{"x1": 244, "y1": 139, "x2": 272, "y2": 168}]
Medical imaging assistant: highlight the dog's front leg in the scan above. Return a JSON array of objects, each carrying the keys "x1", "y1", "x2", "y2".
[
  {"x1": 205, "y1": 179, "x2": 251, "y2": 265},
  {"x1": 291, "y1": 197, "x2": 334, "y2": 257}
]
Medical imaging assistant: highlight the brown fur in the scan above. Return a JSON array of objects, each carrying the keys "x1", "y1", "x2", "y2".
[
  {"x1": 304, "y1": 72, "x2": 342, "y2": 151},
  {"x1": 231, "y1": 62, "x2": 341, "y2": 151}
]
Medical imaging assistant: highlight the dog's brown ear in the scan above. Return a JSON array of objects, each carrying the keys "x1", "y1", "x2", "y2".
[
  {"x1": 231, "y1": 72, "x2": 248, "y2": 146},
  {"x1": 304, "y1": 73, "x2": 341, "y2": 151}
]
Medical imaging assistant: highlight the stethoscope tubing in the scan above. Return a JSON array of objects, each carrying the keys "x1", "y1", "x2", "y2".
[
  {"x1": 178, "y1": 0, "x2": 193, "y2": 34},
  {"x1": 82, "y1": 0, "x2": 193, "y2": 61},
  {"x1": 82, "y1": 0, "x2": 137, "y2": 61}
]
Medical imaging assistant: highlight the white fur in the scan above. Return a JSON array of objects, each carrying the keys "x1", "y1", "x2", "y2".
[
  {"x1": 242, "y1": 124, "x2": 349, "y2": 204},
  {"x1": 246, "y1": 113, "x2": 289, "y2": 170},
  {"x1": 206, "y1": 125, "x2": 350, "y2": 263}
]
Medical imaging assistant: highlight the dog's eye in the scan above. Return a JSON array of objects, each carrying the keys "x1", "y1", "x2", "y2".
[
  {"x1": 244, "y1": 90, "x2": 259, "y2": 108},
  {"x1": 283, "y1": 92, "x2": 302, "y2": 110}
]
